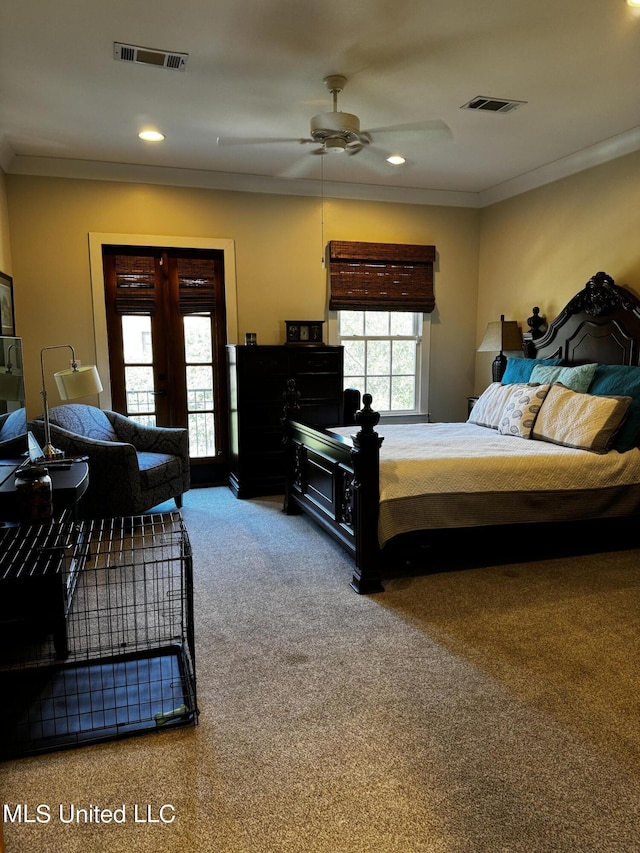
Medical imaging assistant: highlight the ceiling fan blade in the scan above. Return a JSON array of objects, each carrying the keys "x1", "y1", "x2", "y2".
[
  {"x1": 216, "y1": 136, "x2": 313, "y2": 147},
  {"x1": 365, "y1": 119, "x2": 453, "y2": 142},
  {"x1": 278, "y1": 155, "x2": 319, "y2": 179}
]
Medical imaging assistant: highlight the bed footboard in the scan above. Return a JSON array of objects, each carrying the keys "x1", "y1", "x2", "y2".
[{"x1": 283, "y1": 389, "x2": 384, "y2": 594}]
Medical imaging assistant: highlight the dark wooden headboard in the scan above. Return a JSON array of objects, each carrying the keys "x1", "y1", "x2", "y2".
[{"x1": 531, "y1": 272, "x2": 640, "y2": 366}]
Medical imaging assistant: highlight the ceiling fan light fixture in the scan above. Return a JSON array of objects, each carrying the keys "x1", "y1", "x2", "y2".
[
  {"x1": 310, "y1": 111, "x2": 361, "y2": 138},
  {"x1": 324, "y1": 138, "x2": 347, "y2": 154}
]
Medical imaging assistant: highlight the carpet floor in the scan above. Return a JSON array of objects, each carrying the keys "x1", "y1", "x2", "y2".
[{"x1": 1, "y1": 486, "x2": 639, "y2": 852}]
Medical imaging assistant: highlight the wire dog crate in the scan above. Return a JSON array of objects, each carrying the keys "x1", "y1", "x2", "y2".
[{"x1": 0, "y1": 511, "x2": 198, "y2": 759}]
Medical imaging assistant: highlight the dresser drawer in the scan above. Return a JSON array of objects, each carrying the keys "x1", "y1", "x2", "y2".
[{"x1": 290, "y1": 349, "x2": 342, "y2": 375}]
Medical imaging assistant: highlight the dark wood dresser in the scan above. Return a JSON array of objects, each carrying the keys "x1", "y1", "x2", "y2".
[{"x1": 226, "y1": 345, "x2": 344, "y2": 498}]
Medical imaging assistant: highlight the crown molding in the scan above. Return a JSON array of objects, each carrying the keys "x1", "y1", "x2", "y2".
[
  {"x1": 3, "y1": 154, "x2": 480, "y2": 208},
  {"x1": 4, "y1": 123, "x2": 640, "y2": 209},
  {"x1": 478, "y1": 125, "x2": 640, "y2": 206}
]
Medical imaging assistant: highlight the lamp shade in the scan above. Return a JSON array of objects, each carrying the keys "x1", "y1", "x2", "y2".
[
  {"x1": 477, "y1": 318, "x2": 522, "y2": 352},
  {"x1": 54, "y1": 364, "x2": 103, "y2": 400}
]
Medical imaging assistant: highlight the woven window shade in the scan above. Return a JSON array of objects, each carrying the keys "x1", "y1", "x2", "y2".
[
  {"x1": 112, "y1": 254, "x2": 217, "y2": 314},
  {"x1": 114, "y1": 254, "x2": 156, "y2": 313},
  {"x1": 175, "y1": 256, "x2": 217, "y2": 314},
  {"x1": 329, "y1": 241, "x2": 436, "y2": 312}
]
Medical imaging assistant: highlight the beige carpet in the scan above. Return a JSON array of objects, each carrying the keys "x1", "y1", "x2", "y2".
[{"x1": 1, "y1": 488, "x2": 639, "y2": 852}]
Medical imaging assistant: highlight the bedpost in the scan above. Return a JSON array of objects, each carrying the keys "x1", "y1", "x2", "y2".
[
  {"x1": 282, "y1": 379, "x2": 301, "y2": 516},
  {"x1": 350, "y1": 393, "x2": 384, "y2": 594}
]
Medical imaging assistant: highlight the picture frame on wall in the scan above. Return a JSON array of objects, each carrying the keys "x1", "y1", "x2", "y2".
[{"x1": 0, "y1": 271, "x2": 14, "y2": 335}]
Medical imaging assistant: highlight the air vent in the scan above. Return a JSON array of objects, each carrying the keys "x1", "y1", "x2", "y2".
[
  {"x1": 461, "y1": 96, "x2": 526, "y2": 114},
  {"x1": 114, "y1": 42, "x2": 188, "y2": 71}
]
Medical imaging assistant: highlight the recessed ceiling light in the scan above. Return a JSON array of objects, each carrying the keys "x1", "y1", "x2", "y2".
[
  {"x1": 138, "y1": 130, "x2": 165, "y2": 142},
  {"x1": 386, "y1": 155, "x2": 406, "y2": 166}
]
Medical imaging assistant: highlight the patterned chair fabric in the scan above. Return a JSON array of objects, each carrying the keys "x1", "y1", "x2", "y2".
[
  {"x1": 0, "y1": 408, "x2": 27, "y2": 456},
  {"x1": 29, "y1": 404, "x2": 190, "y2": 519}
]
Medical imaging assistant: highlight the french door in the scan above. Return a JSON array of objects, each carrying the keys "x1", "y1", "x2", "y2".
[{"x1": 102, "y1": 246, "x2": 228, "y2": 485}]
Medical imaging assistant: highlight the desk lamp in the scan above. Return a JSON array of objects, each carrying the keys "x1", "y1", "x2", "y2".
[{"x1": 40, "y1": 345, "x2": 102, "y2": 459}]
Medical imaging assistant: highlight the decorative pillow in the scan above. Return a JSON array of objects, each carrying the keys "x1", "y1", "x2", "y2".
[
  {"x1": 529, "y1": 362, "x2": 597, "y2": 393},
  {"x1": 501, "y1": 357, "x2": 562, "y2": 384},
  {"x1": 498, "y1": 384, "x2": 551, "y2": 438},
  {"x1": 589, "y1": 364, "x2": 640, "y2": 452},
  {"x1": 468, "y1": 382, "x2": 537, "y2": 430},
  {"x1": 532, "y1": 383, "x2": 631, "y2": 453}
]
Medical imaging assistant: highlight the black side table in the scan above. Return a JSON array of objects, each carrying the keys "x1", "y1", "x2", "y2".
[{"x1": 0, "y1": 460, "x2": 89, "y2": 522}]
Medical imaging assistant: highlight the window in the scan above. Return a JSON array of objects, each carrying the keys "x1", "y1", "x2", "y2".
[
  {"x1": 336, "y1": 310, "x2": 427, "y2": 414},
  {"x1": 327, "y1": 240, "x2": 435, "y2": 417}
]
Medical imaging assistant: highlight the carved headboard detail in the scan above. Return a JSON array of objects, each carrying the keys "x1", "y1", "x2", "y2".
[{"x1": 530, "y1": 272, "x2": 640, "y2": 367}]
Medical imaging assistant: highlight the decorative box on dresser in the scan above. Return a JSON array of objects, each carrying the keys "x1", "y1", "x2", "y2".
[{"x1": 226, "y1": 344, "x2": 344, "y2": 498}]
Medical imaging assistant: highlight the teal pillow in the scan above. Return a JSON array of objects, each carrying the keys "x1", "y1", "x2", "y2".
[
  {"x1": 589, "y1": 364, "x2": 640, "y2": 452},
  {"x1": 529, "y1": 362, "x2": 597, "y2": 393},
  {"x1": 501, "y1": 357, "x2": 562, "y2": 384}
]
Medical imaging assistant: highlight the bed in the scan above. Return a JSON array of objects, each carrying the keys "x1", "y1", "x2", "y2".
[{"x1": 282, "y1": 272, "x2": 640, "y2": 593}]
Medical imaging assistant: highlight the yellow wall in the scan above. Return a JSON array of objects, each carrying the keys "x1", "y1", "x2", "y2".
[
  {"x1": 476, "y1": 149, "x2": 640, "y2": 391},
  {"x1": 8, "y1": 148, "x2": 639, "y2": 421},
  {"x1": 6, "y1": 175, "x2": 480, "y2": 421},
  {"x1": 0, "y1": 170, "x2": 12, "y2": 275}
]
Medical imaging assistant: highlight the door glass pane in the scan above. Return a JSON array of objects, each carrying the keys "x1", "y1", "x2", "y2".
[
  {"x1": 125, "y1": 366, "x2": 155, "y2": 415},
  {"x1": 184, "y1": 315, "x2": 212, "y2": 362},
  {"x1": 189, "y1": 412, "x2": 216, "y2": 457},
  {"x1": 186, "y1": 365, "x2": 213, "y2": 411},
  {"x1": 122, "y1": 315, "x2": 153, "y2": 363},
  {"x1": 129, "y1": 414, "x2": 157, "y2": 428}
]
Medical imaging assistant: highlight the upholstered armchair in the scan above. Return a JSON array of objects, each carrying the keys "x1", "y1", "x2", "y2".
[
  {"x1": 0, "y1": 408, "x2": 27, "y2": 457},
  {"x1": 29, "y1": 404, "x2": 190, "y2": 518}
]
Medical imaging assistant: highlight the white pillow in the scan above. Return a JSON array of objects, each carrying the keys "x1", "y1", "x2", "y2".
[{"x1": 468, "y1": 383, "x2": 536, "y2": 430}]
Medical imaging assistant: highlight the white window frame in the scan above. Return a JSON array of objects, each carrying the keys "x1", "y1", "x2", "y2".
[{"x1": 327, "y1": 310, "x2": 431, "y2": 423}]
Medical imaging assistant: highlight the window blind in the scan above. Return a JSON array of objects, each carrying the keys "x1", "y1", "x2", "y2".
[
  {"x1": 113, "y1": 253, "x2": 156, "y2": 313},
  {"x1": 328, "y1": 241, "x2": 436, "y2": 312},
  {"x1": 110, "y1": 253, "x2": 217, "y2": 314},
  {"x1": 175, "y1": 256, "x2": 217, "y2": 314}
]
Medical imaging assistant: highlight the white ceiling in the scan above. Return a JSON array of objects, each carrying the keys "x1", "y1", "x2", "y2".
[{"x1": 2, "y1": 0, "x2": 640, "y2": 207}]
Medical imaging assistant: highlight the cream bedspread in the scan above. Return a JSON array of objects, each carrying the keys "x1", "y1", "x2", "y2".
[{"x1": 330, "y1": 422, "x2": 640, "y2": 545}]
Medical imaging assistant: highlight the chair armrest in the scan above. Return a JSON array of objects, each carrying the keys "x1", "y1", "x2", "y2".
[{"x1": 29, "y1": 421, "x2": 144, "y2": 514}]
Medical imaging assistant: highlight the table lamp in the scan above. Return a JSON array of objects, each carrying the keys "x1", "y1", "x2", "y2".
[{"x1": 477, "y1": 315, "x2": 522, "y2": 382}]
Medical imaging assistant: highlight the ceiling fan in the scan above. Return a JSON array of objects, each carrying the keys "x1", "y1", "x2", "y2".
[{"x1": 216, "y1": 75, "x2": 452, "y2": 169}]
